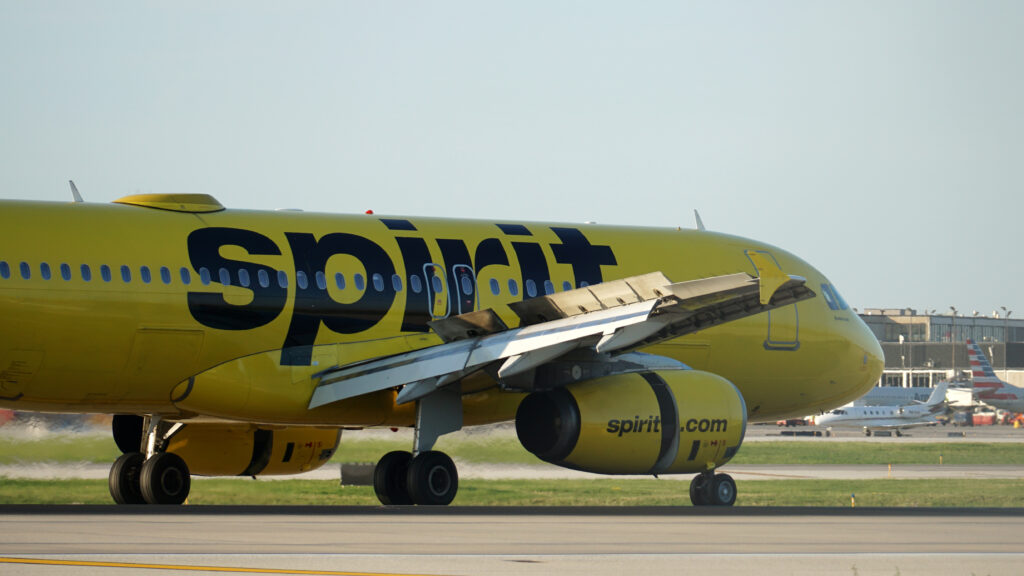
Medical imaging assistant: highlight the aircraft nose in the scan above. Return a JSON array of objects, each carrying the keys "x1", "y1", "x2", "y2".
[{"x1": 849, "y1": 315, "x2": 885, "y2": 396}]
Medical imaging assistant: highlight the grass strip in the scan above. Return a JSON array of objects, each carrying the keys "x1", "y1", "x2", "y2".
[
  {"x1": 1, "y1": 478, "x2": 1023, "y2": 507},
  {"x1": 7, "y1": 432, "x2": 1024, "y2": 467}
]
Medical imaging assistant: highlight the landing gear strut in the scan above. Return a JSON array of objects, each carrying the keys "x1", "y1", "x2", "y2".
[
  {"x1": 689, "y1": 471, "x2": 737, "y2": 506},
  {"x1": 108, "y1": 415, "x2": 190, "y2": 505}
]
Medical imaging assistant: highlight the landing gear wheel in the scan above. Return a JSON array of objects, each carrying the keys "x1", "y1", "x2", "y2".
[
  {"x1": 895, "y1": 430, "x2": 903, "y2": 437},
  {"x1": 109, "y1": 452, "x2": 146, "y2": 504},
  {"x1": 140, "y1": 452, "x2": 191, "y2": 505},
  {"x1": 710, "y1": 473, "x2": 737, "y2": 506},
  {"x1": 689, "y1": 474, "x2": 711, "y2": 506},
  {"x1": 374, "y1": 451, "x2": 413, "y2": 505},
  {"x1": 407, "y1": 451, "x2": 458, "y2": 506},
  {"x1": 864, "y1": 428, "x2": 872, "y2": 437}
]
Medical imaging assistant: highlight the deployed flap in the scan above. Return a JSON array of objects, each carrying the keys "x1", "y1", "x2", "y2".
[{"x1": 308, "y1": 269, "x2": 814, "y2": 410}]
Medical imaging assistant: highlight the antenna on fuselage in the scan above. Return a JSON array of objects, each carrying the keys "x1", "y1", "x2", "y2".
[
  {"x1": 694, "y1": 209, "x2": 705, "y2": 231},
  {"x1": 69, "y1": 180, "x2": 83, "y2": 203}
]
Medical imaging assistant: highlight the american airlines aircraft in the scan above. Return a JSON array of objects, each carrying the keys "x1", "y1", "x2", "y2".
[{"x1": 966, "y1": 339, "x2": 1024, "y2": 412}]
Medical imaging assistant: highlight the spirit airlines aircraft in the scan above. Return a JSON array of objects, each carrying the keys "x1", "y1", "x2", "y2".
[
  {"x1": 966, "y1": 339, "x2": 1024, "y2": 412},
  {"x1": 815, "y1": 382, "x2": 948, "y2": 436},
  {"x1": 0, "y1": 193, "x2": 883, "y2": 507}
]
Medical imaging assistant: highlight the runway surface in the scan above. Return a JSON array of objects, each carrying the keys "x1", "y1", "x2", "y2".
[{"x1": 1, "y1": 506, "x2": 1023, "y2": 575}]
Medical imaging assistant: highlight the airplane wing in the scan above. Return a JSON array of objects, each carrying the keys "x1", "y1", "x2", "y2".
[{"x1": 309, "y1": 262, "x2": 814, "y2": 410}]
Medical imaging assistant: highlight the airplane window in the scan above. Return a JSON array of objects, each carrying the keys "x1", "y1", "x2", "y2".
[
  {"x1": 218, "y1": 268, "x2": 231, "y2": 286},
  {"x1": 508, "y1": 279, "x2": 519, "y2": 297},
  {"x1": 140, "y1": 266, "x2": 152, "y2": 284},
  {"x1": 562, "y1": 281, "x2": 572, "y2": 292},
  {"x1": 80, "y1": 264, "x2": 91, "y2": 282},
  {"x1": 460, "y1": 275, "x2": 473, "y2": 296},
  {"x1": 335, "y1": 273, "x2": 346, "y2": 290},
  {"x1": 354, "y1": 274, "x2": 365, "y2": 291},
  {"x1": 296, "y1": 270, "x2": 308, "y2": 290},
  {"x1": 238, "y1": 269, "x2": 251, "y2": 288},
  {"x1": 315, "y1": 271, "x2": 327, "y2": 290},
  {"x1": 372, "y1": 273, "x2": 384, "y2": 292},
  {"x1": 410, "y1": 275, "x2": 422, "y2": 294},
  {"x1": 277, "y1": 270, "x2": 288, "y2": 288},
  {"x1": 258, "y1": 269, "x2": 270, "y2": 288},
  {"x1": 160, "y1": 267, "x2": 171, "y2": 285},
  {"x1": 490, "y1": 278, "x2": 500, "y2": 295},
  {"x1": 120, "y1": 265, "x2": 131, "y2": 283},
  {"x1": 101, "y1": 265, "x2": 112, "y2": 283},
  {"x1": 60, "y1": 263, "x2": 71, "y2": 281},
  {"x1": 543, "y1": 280, "x2": 554, "y2": 295},
  {"x1": 0, "y1": 261, "x2": 8, "y2": 279},
  {"x1": 526, "y1": 279, "x2": 537, "y2": 298},
  {"x1": 832, "y1": 286, "x2": 850, "y2": 310},
  {"x1": 40, "y1": 262, "x2": 51, "y2": 280},
  {"x1": 179, "y1": 268, "x2": 192, "y2": 285},
  {"x1": 580, "y1": 281, "x2": 589, "y2": 288},
  {"x1": 430, "y1": 274, "x2": 441, "y2": 294},
  {"x1": 820, "y1": 284, "x2": 839, "y2": 310},
  {"x1": 392, "y1": 274, "x2": 403, "y2": 292},
  {"x1": 199, "y1": 267, "x2": 211, "y2": 285},
  {"x1": 19, "y1": 262, "x2": 30, "y2": 279}
]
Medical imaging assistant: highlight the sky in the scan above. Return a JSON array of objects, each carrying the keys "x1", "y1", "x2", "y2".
[{"x1": 1, "y1": 2, "x2": 1021, "y2": 317}]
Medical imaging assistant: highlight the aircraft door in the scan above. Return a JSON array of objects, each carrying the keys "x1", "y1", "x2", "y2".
[
  {"x1": 451, "y1": 264, "x2": 477, "y2": 315},
  {"x1": 745, "y1": 250, "x2": 800, "y2": 351},
  {"x1": 423, "y1": 263, "x2": 449, "y2": 319}
]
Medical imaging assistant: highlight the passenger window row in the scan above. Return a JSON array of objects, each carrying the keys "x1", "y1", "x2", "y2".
[{"x1": 0, "y1": 259, "x2": 580, "y2": 298}]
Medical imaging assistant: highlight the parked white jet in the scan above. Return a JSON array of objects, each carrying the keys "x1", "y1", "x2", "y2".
[
  {"x1": 815, "y1": 382, "x2": 948, "y2": 436},
  {"x1": 966, "y1": 339, "x2": 1024, "y2": 413}
]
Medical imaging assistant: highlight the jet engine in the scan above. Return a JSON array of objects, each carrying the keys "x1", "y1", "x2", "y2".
[{"x1": 515, "y1": 370, "x2": 746, "y2": 475}]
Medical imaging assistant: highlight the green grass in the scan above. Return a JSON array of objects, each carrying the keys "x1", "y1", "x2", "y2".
[
  {"x1": 2, "y1": 478, "x2": 1022, "y2": 507},
  {"x1": 728, "y1": 442, "x2": 1024, "y2": 465},
  {"x1": 0, "y1": 435, "x2": 120, "y2": 464},
  {"x1": 4, "y1": 432, "x2": 1024, "y2": 467}
]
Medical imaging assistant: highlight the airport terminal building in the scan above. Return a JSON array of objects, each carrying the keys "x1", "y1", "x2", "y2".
[{"x1": 859, "y1": 308, "x2": 1024, "y2": 389}]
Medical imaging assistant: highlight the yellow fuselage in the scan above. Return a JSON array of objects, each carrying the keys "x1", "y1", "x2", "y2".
[{"x1": 0, "y1": 198, "x2": 883, "y2": 426}]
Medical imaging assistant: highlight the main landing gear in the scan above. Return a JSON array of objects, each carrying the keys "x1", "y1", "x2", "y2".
[
  {"x1": 373, "y1": 450, "x2": 459, "y2": 506},
  {"x1": 108, "y1": 415, "x2": 191, "y2": 505},
  {"x1": 689, "y1": 471, "x2": 737, "y2": 506},
  {"x1": 373, "y1": 387, "x2": 462, "y2": 506}
]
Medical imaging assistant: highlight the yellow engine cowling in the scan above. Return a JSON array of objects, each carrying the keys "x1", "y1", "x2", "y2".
[
  {"x1": 515, "y1": 370, "x2": 746, "y2": 475},
  {"x1": 165, "y1": 424, "x2": 341, "y2": 477}
]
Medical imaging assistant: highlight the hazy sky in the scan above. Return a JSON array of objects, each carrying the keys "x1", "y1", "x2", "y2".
[{"x1": 2, "y1": 2, "x2": 1021, "y2": 317}]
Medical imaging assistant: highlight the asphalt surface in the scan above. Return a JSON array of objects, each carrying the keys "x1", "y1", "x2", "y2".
[{"x1": 0, "y1": 506, "x2": 1022, "y2": 575}]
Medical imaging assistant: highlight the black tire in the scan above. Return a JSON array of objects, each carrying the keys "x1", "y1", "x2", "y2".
[
  {"x1": 140, "y1": 452, "x2": 191, "y2": 505},
  {"x1": 689, "y1": 474, "x2": 711, "y2": 506},
  {"x1": 109, "y1": 452, "x2": 146, "y2": 505},
  {"x1": 374, "y1": 451, "x2": 413, "y2": 505},
  {"x1": 710, "y1": 473, "x2": 737, "y2": 506},
  {"x1": 406, "y1": 451, "x2": 458, "y2": 506}
]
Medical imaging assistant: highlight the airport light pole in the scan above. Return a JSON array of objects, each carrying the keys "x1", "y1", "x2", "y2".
[
  {"x1": 950, "y1": 306, "x2": 958, "y2": 381},
  {"x1": 1001, "y1": 307, "x2": 1012, "y2": 378}
]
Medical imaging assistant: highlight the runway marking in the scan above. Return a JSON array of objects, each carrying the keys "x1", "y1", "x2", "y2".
[{"x1": 0, "y1": 557, "x2": 442, "y2": 576}]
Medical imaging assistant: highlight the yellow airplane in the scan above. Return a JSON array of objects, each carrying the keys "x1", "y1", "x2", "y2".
[{"x1": 0, "y1": 192, "x2": 883, "y2": 506}]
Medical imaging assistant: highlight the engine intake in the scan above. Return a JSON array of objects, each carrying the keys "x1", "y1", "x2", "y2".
[{"x1": 515, "y1": 370, "x2": 746, "y2": 475}]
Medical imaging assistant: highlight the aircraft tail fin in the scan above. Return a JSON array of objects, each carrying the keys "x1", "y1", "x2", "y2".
[
  {"x1": 966, "y1": 339, "x2": 1009, "y2": 394},
  {"x1": 925, "y1": 381, "x2": 949, "y2": 406}
]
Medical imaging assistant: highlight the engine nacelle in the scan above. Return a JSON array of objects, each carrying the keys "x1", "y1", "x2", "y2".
[
  {"x1": 515, "y1": 370, "x2": 746, "y2": 475},
  {"x1": 165, "y1": 424, "x2": 341, "y2": 477}
]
